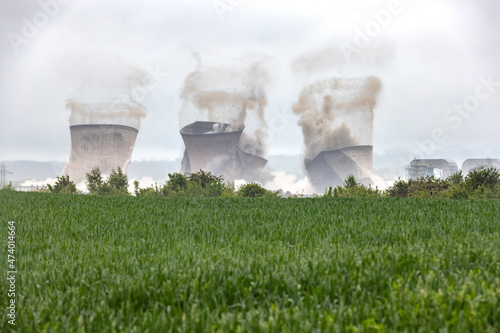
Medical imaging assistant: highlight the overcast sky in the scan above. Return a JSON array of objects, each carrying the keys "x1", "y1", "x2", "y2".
[{"x1": 1, "y1": 0, "x2": 499, "y2": 169}]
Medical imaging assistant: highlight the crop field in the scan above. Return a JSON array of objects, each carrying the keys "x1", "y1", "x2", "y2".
[{"x1": 1, "y1": 191, "x2": 500, "y2": 332}]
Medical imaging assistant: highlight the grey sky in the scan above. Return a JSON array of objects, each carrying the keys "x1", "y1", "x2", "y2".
[{"x1": 1, "y1": 0, "x2": 499, "y2": 172}]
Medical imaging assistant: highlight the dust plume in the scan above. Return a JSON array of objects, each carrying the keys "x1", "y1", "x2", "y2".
[
  {"x1": 66, "y1": 55, "x2": 148, "y2": 129},
  {"x1": 292, "y1": 35, "x2": 396, "y2": 75},
  {"x1": 179, "y1": 60, "x2": 270, "y2": 158},
  {"x1": 293, "y1": 76, "x2": 382, "y2": 160}
]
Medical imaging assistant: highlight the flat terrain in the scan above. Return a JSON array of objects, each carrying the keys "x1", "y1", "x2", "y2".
[{"x1": 1, "y1": 191, "x2": 499, "y2": 332}]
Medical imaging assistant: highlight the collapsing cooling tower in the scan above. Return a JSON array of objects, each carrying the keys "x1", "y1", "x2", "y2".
[
  {"x1": 305, "y1": 145, "x2": 373, "y2": 189},
  {"x1": 62, "y1": 55, "x2": 147, "y2": 184},
  {"x1": 180, "y1": 121, "x2": 267, "y2": 182},
  {"x1": 294, "y1": 76, "x2": 382, "y2": 190},
  {"x1": 65, "y1": 125, "x2": 138, "y2": 183}
]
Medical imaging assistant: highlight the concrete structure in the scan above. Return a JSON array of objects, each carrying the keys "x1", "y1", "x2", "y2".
[
  {"x1": 305, "y1": 145, "x2": 373, "y2": 190},
  {"x1": 64, "y1": 124, "x2": 138, "y2": 183},
  {"x1": 461, "y1": 158, "x2": 500, "y2": 174},
  {"x1": 406, "y1": 159, "x2": 458, "y2": 180},
  {"x1": 180, "y1": 121, "x2": 267, "y2": 181},
  {"x1": 235, "y1": 149, "x2": 268, "y2": 182}
]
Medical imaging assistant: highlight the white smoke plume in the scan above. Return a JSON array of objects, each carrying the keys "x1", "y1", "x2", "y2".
[
  {"x1": 291, "y1": 35, "x2": 397, "y2": 75},
  {"x1": 293, "y1": 76, "x2": 382, "y2": 160},
  {"x1": 66, "y1": 55, "x2": 148, "y2": 129},
  {"x1": 179, "y1": 59, "x2": 271, "y2": 158}
]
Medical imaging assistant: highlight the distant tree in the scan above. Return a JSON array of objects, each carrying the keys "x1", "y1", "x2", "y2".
[
  {"x1": 447, "y1": 170, "x2": 464, "y2": 185},
  {"x1": 85, "y1": 166, "x2": 129, "y2": 196},
  {"x1": 86, "y1": 167, "x2": 103, "y2": 195},
  {"x1": 0, "y1": 182, "x2": 15, "y2": 191},
  {"x1": 343, "y1": 175, "x2": 359, "y2": 189},
  {"x1": 107, "y1": 167, "x2": 129, "y2": 195},
  {"x1": 48, "y1": 175, "x2": 77, "y2": 194},
  {"x1": 465, "y1": 167, "x2": 500, "y2": 192},
  {"x1": 385, "y1": 178, "x2": 411, "y2": 198},
  {"x1": 188, "y1": 170, "x2": 223, "y2": 189},
  {"x1": 324, "y1": 175, "x2": 381, "y2": 198},
  {"x1": 166, "y1": 172, "x2": 188, "y2": 192},
  {"x1": 133, "y1": 180, "x2": 140, "y2": 196}
]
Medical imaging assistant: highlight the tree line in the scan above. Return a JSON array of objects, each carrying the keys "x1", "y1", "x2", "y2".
[
  {"x1": 45, "y1": 167, "x2": 280, "y2": 198},
  {"x1": 3, "y1": 166, "x2": 499, "y2": 199}
]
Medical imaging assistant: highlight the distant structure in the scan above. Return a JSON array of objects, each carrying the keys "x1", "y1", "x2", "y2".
[
  {"x1": 180, "y1": 121, "x2": 267, "y2": 182},
  {"x1": 406, "y1": 159, "x2": 458, "y2": 180},
  {"x1": 16, "y1": 185, "x2": 48, "y2": 192},
  {"x1": 461, "y1": 158, "x2": 500, "y2": 174},
  {"x1": 1, "y1": 163, "x2": 13, "y2": 188},
  {"x1": 62, "y1": 56, "x2": 147, "y2": 183},
  {"x1": 305, "y1": 145, "x2": 373, "y2": 189},
  {"x1": 64, "y1": 125, "x2": 139, "y2": 183}
]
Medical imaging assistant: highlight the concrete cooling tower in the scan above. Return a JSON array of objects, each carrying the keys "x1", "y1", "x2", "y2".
[
  {"x1": 62, "y1": 56, "x2": 148, "y2": 184},
  {"x1": 180, "y1": 121, "x2": 267, "y2": 181},
  {"x1": 406, "y1": 159, "x2": 458, "y2": 180},
  {"x1": 64, "y1": 124, "x2": 138, "y2": 183},
  {"x1": 305, "y1": 145, "x2": 373, "y2": 189},
  {"x1": 461, "y1": 158, "x2": 500, "y2": 174}
]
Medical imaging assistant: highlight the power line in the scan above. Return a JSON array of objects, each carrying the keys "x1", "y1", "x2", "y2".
[{"x1": 1, "y1": 163, "x2": 13, "y2": 188}]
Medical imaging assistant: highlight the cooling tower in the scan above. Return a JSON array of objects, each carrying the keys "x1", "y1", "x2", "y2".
[
  {"x1": 305, "y1": 145, "x2": 373, "y2": 190},
  {"x1": 461, "y1": 158, "x2": 500, "y2": 174},
  {"x1": 64, "y1": 124, "x2": 138, "y2": 183},
  {"x1": 180, "y1": 121, "x2": 243, "y2": 180},
  {"x1": 406, "y1": 159, "x2": 458, "y2": 180},
  {"x1": 180, "y1": 121, "x2": 268, "y2": 181},
  {"x1": 235, "y1": 148, "x2": 268, "y2": 182}
]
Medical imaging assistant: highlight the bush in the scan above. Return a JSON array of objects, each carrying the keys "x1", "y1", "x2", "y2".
[
  {"x1": 385, "y1": 178, "x2": 410, "y2": 198},
  {"x1": 0, "y1": 182, "x2": 15, "y2": 191},
  {"x1": 85, "y1": 166, "x2": 130, "y2": 196},
  {"x1": 86, "y1": 167, "x2": 104, "y2": 195},
  {"x1": 47, "y1": 175, "x2": 77, "y2": 194},
  {"x1": 465, "y1": 167, "x2": 500, "y2": 192},
  {"x1": 447, "y1": 170, "x2": 464, "y2": 185},
  {"x1": 236, "y1": 183, "x2": 280, "y2": 198},
  {"x1": 324, "y1": 175, "x2": 382, "y2": 198},
  {"x1": 166, "y1": 173, "x2": 188, "y2": 192},
  {"x1": 107, "y1": 167, "x2": 129, "y2": 195}
]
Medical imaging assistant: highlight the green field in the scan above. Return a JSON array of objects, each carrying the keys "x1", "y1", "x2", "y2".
[{"x1": 1, "y1": 191, "x2": 500, "y2": 332}]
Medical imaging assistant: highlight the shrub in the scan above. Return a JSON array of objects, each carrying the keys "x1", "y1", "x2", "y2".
[
  {"x1": 447, "y1": 170, "x2": 464, "y2": 185},
  {"x1": 0, "y1": 182, "x2": 16, "y2": 191},
  {"x1": 324, "y1": 176, "x2": 382, "y2": 198},
  {"x1": 47, "y1": 175, "x2": 77, "y2": 194},
  {"x1": 236, "y1": 183, "x2": 280, "y2": 198},
  {"x1": 385, "y1": 178, "x2": 410, "y2": 198},
  {"x1": 166, "y1": 173, "x2": 188, "y2": 192},
  {"x1": 465, "y1": 167, "x2": 500, "y2": 192},
  {"x1": 107, "y1": 167, "x2": 129, "y2": 195},
  {"x1": 86, "y1": 167, "x2": 104, "y2": 195},
  {"x1": 85, "y1": 166, "x2": 130, "y2": 196}
]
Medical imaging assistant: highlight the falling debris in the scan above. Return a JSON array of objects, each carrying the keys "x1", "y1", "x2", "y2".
[
  {"x1": 293, "y1": 76, "x2": 382, "y2": 189},
  {"x1": 178, "y1": 60, "x2": 271, "y2": 181}
]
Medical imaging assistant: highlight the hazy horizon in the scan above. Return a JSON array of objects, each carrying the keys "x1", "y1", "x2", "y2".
[{"x1": 2, "y1": 0, "x2": 500, "y2": 186}]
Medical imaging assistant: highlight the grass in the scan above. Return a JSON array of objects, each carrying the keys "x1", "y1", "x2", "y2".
[{"x1": 1, "y1": 191, "x2": 500, "y2": 332}]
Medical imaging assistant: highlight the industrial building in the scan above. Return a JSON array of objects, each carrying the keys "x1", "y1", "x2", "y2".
[
  {"x1": 461, "y1": 158, "x2": 500, "y2": 174},
  {"x1": 180, "y1": 121, "x2": 267, "y2": 182},
  {"x1": 305, "y1": 145, "x2": 373, "y2": 189},
  {"x1": 62, "y1": 57, "x2": 147, "y2": 184},
  {"x1": 406, "y1": 159, "x2": 458, "y2": 180},
  {"x1": 63, "y1": 124, "x2": 138, "y2": 183}
]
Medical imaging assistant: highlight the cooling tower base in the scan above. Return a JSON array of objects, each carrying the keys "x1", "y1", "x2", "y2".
[
  {"x1": 305, "y1": 145, "x2": 373, "y2": 191},
  {"x1": 64, "y1": 124, "x2": 138, "y2": 183},
  {"x1": 180, "y1": 121, "x2": 267, "y2": 182}
]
